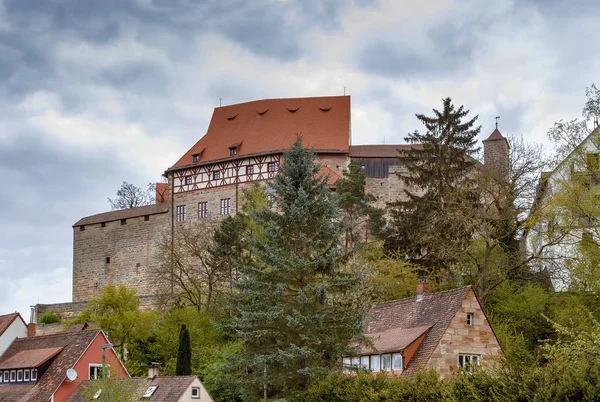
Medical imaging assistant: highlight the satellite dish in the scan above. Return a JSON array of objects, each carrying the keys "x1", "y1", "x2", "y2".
[{"x1": 66, "y1": 368, "x2": 78, "y2": 382}]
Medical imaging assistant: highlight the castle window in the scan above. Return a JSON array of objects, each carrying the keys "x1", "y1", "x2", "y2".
[
  {"x1": 213, "y1": 171, "x2": 221, "y2": 180},
  {"x1": 467, "y1": 313, "x2": 473, "y2": 326},
  {"x1": 185, "y1": 176, "x2": 193, "y2": 185},
  {"x1": 458, "y1": 354, "x2": 480, "y2": 371},
  {"x1": 230, "y1": 148, "x2": 238, "y2": 156},
  {"x1": 220, "y1": 198, "x2": 231, "y2": 215},
  {"x1": 176, "y1": 205, "x2": 187, "y2": 222},
  {"x1": 246, "y1": 165, "x2": 254, "y2": 175},
  {"x1": 198, "y1": 202, "x2": 208, "y2": 219},
  {"x1": 106, "y1": 257, "x2": 110, "y2": 264},
  {"x1": 144, "y1": 215, "x2": 150, "y2": 221},
  {"x1": 192, "y1": 154, "x2": 200, "y2": 163},
  {"x1": 267, "y1": 162, "x2": 278, "y2": 172},
  {"x1": 101, "y1": 222, "x2": 106, "y2": 228},
  {"x1": 80, "y1": 225, "x2": 85, "y2": 231},
  {"x1": 121, "y1": 219, "x2": 127, "y2": 225}
]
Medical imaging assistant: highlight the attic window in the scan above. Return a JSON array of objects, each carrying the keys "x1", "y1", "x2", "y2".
[
  {"x1": 143, "y1": 386, "x2": 159, "y2": 398},
  {"x1": 230, "y1": 148, "x2": 238, "y2": 156},
  {"x1": 227, "y1": 113, "x2": 238, "y2": 120},
  {"x1": 80, "y1": 225, "x2": 85, "y2": 231},
  {"x1": 286, "y1": 106, "x2": 299, "y2": 112},
  {"x1": 466, "y1": 313, "x2": 473, "y2": 326},
  {"x1": 257, "y1": 108, "x2": 269, "y2": 115},
  {"x1": 319, "y1": 105, "x2": 333, "y2": 111},
  {"x1": 101, "y1": 222, "x2": 106, "y2": 228},
  {"x1": 192, "y1": 154, "x2": 200, "y2": 163},
  {"x1": 121, "y1": 219, "x2": 127, "y2": 225},
  {"x1": 192, "y1": 387, "x2": 200, "y2": 399}
]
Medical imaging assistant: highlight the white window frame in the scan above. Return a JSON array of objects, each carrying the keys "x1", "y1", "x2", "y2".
[
  {"x1": 23, "y1": 369, "x2": 30, "y2": 382},
  {"x1": 466, "y1": 313, "x2": 473, "y2": 326},
  {"x1": 381, "y1": 354, "x2": 392, "y2": 372},
  {"x1": 10, "y1": 370, "x2": 16, "y2": 382},
  {"x1": 213, "y1": 171, "x2": 221, "y2": 180},
  {"x1": 458, "y1": 354, "x2": 480, "y2": 371},
  {"x1": 246, "y1": 165, "x2": 254, "y2": 175},
  {"x1": 198, "y1": 202, "x2": 208, "y2": 219},
  {"x1": 176, "y1": 205, "x2": 187, "y2": 222},
  {"x1": 220, "y1": 198, "x2": 231, "y2": 215},
  {"x1": 191, "y1": 386, "x2": 201, "y2": 399},
  {"x1": 370, "y1": 355, "x2": 380, "y2": 372},
  {"x1": 185, "y1": 175, "x2": 193, "y2": 185},
  {"x1": 342, "y1": 357, "x2": 351, "y2": 374},
  {"x1": 89, "y1": 364, "x2": 110, "y2": 380},
  {"x1": 267, "y1": 162, "x2": 278, "y2": 172},
  {"x1": 360, "y1": 356, "x2": 370, "y2": 370},
  {"x1": 31, "y1": 369, "x2": 37, "y2": 381},
  {"x1": 392, "y1": 353, "x2": 403, "y2": 371},
  {"x1": 2, "y1": 370, "x2": 7, "y2": 383}
]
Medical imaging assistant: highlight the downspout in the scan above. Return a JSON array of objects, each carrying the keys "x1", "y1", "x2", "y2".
[{"x1": 170, "y1": 171, "x2": 175, "y2": 294}]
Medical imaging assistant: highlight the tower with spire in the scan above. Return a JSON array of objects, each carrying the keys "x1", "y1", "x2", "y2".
[{"x1": 482, "y1": 124, "x2": 510, "y2": 179}]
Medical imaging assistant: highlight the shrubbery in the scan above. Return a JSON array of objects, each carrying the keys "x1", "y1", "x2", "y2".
[{"x1": 38, "y1": 312, "x2": 60, "y2": 324}]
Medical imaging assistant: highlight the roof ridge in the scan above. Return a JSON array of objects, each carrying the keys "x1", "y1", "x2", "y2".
[
  {"x1": 216, "y1": 95, "x2": 349, "y2": 109},
  {"x1": 14, "y1": 328, "x2": 100, "y2": 342},
  {"x1": 372, "y1": 285, "x2": 472, "y2": 307}
]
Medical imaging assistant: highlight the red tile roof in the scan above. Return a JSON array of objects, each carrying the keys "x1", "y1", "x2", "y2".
[
  {"x1": 169, "y1": 96, "x2": 351, "y2": 170},
  {"x1": 317, "y1": 165, "x2": 342, "y2": 187},
  {"x1": 0, "y1": 347, "x2": 64, "y2": 370},
  {"x1": 0, "y1": 330, "x2": 101, "y2": 401},
  {"x1": 364, "y1": 286, "x2": 470, "y2": 376},
  {"x1": 483, "y1": 129, "x2": 505, "y2": 142},
  {"x1": 73, "y1": 203, "x2": 168, "y2": 227},
  {"x1": 362, "y1": 325, "x2": 432, "y2": 355},
  {"x1": 67, "y1": 376, "x2": 198, "y2": 402},
  {"x1": 0, "y1": 313, "x2": 26, "y2": 337},
  {"x1": 348, "y1": 144, "x2": 421, "y2": 158}
]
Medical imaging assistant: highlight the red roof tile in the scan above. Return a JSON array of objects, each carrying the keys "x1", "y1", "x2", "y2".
[
  {"x1": 0, "y1": 313, "x2": 26, "y2": 337},
  {"x1": 0, "y1": 347, "x2": 64, "y2": 370},
  {"x1": 483, "y1": 129, "x2": 505, "y2": 142},
  {"x1": 362, "y1": 325, "x2": 432, "y2": 354},
  {"x1": 364, "y1": 287, "x2": 470, "y2": 376},
  {"x1": 73, "y1": 203, "x2": 168, "y2": 227},
  {"x1": 317, "y1": 165, "x2": 342, "y2": 187},
  {"x1": 170, "y1": 96, "x2": 351, "y2": 170}
]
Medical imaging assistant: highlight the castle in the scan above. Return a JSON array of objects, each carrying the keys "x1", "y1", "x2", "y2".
[{"x1": 34, "y1": 95, "x2": 509, "y2": 321}]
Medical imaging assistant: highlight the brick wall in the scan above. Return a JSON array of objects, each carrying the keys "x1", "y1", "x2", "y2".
[{"x1": 426, "y1": 288, "x2": 502, "y2": 378}]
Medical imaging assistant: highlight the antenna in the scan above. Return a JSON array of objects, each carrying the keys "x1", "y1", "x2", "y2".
[
  {"x1": 343, "y1": 86, "x2": 347, "y2": 96},
  {"x1": 66, "y1": 368, "x2": 78, "y2": 382},
  {"x1": 495, "y1": 116, "x2": 500, "y2": 130},
  {"x1": 219, "y1": 97, "x2": 222, "y2": 107}
]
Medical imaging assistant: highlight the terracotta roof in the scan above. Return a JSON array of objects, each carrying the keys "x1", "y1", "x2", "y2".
[
  {"x1": 169, "y1": 96, "x2": 351, "y2": 170},
  {"x1": 364, "y1": 286, "x2": 470, "y2": 376},
  {"x1": 67, "y1": 376, "x2": 198, "y2": 402},
  {"x1": 0, "y1": 330, "x2": 101, "y2": 401},
  {"x1": 348, "y1": 144, "x2": 421, "y2": 158},
  {"x1": 0, "y1": 347, "x2": 64, "y2": 370},
  {"x1": 483, "y1": 129, "x2": 505, "y2": 142},
  {"x1": 362, "y1": 325, "x2": 432, "y2": 354},
  {"x1": 0, "y1": 313, "x2": 26, "y2": 336},
  {"x1": 73, "y1": 203, "x2": 168, "y2": 227},
  {"x1": 317, "y1": 165, "x2": 342, "y2": 187}
]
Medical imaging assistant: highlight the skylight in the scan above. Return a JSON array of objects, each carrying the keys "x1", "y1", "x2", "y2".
[{"x1": 143, "y1": 385, "x2": 159, "y2": 398}]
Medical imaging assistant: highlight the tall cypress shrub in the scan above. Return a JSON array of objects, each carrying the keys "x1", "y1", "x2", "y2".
[{"x1": 176, "y1": 324, "x2": 192, "y2": 376}]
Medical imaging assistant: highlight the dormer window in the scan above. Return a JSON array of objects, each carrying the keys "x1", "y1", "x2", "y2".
[
  {"x1": 230, "y1": 148, "x2": 238, "y2": 156},
  {"x1": 192, "y1": 154, "x2": 200, "y2": 163}
]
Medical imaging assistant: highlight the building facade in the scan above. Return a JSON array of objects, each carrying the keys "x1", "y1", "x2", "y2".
[{"x1": 33, "y1": 95, "x2": 509, "y2": 318}]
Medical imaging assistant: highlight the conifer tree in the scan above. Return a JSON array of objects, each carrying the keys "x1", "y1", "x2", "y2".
[
  {"x1": 176, "y1": 324, "x2": 192, "y2": 376},
  {"x1": 224, "y1": 137, "x2": 365, "y2": 399},
  {"x1": 388, "y1": 97, "x2": 481, "y2": 272}
]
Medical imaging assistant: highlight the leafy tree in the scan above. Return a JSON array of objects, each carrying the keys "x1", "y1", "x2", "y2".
[
  {"x1": 76, "y1": 370, "x2": 141, "y2": 402},
  {"x1": 224, "y1": 137, "x2": 366, "y2": 400},
  {"x1": 176, "y1": 324, "x2": 192, "y2": 376},
  {"x1": 72, "y1": 284, "x2": 157, "y2": 360},
  {"x1": 387, "y1": 97, "x2": 481, "y2": 273},
  {"x1": 108, "y1": 181, "x2": 155, "y2": 210}
]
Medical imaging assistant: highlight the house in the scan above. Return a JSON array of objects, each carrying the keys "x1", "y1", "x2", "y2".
[
  {"x1": 0, "y1": 313, "x2": 27, "y2": 358},
  {"x1": 345, "y1": 283, "x2": 502, "y2": 378},
  {"x1": 0, "y1": 329, "x2": 127, "y2": 401},
  {"x1": 67, "y1": 364, "x2": 214, "y2": 402}
]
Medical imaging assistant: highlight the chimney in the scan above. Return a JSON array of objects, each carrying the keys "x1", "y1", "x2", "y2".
[
  {"x1": 148, "y1": 362, "x2": 160, "y2": 379},
  {"x1": 416, "y1": 279, "x2": 430, "y2": 301},
  {"x1": 27, "y1": 323, "x2": 36, "y2": 337}
]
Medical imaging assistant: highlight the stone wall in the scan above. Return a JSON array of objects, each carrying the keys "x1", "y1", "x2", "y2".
[
  {"x1": 72, "y1": 212, "x2": 168, "y2": 302},
  {"x1": 483, "y1": 138, "x2": 510, "y2": 179},
  {"x1": 426, "y1": 288, "x2": 502, "y2": 378}
]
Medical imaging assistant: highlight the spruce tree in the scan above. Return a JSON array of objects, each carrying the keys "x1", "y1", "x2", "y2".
[
  {"x1": 388, "y1": 97, "x2": 481, "y2": 272},
  {"x1": 176, "y1": 324, "x2": 192, "y2": 376},
  {"x1": 225, "y1": 137, "x2": 365, "y2": 399}
]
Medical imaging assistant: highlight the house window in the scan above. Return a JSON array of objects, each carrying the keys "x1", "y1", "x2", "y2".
[
  {"x1": 31, "y1": 369, "x2": 37, "y2": 381},
  {"x1": 3, "y1": 370, "x2": 8, "y2": 382},
  {"x1": 23, "y1": 369, "x2": 30, "y2": 382},
  {"x1": 267, "y1": 193, "x2": 275, "y2": 208},
  {"x1": 16, "y1": 370, "x2": 23, "y2": 382},
  {"x1": 220, "y1": 198, "x2": 231, "y2": 215},
  {"x1": 0, "y1": 371, "x2": 3, "y2": 382},
  {"x1": 381, "y1": 354, "x2": 391, "y2": 372},
  {"x1": 267, "y1": 162, "x2": 278, "y2": 172},
  {"x1": 351, "y1": 357, "x2": 360, "y2": 370},
  {"x1": 360, "y1": 356, "x2": 370, "y2": 370},
  {"x1": 458, "y1": 354, "x2": 480, "y2": 371},
  {"x1": 198, "y1": 202, "x2": 208, "y2": 219},
  {"x1": 192, "y1": 154, "x2": 200, "y2": 163},
  {"x1": 120, "y1": 219, "x2": 127, "y2": 225},
  {"x1": 80, "y1": 225, "x2": 85, "y2": 231},
  {"x1": 192, "y1": 387, "x2": 201, "y2": 399},
  {"x1": 370, "y1": 355, "x2": 380, "y2": 372},
  {"x1": 89, "y1": 364, "x2": 109, "y2": 380},
  {"x1": 467, "y1": 313, "x2": 473, "y2": 326},
  {"x1": 392, "y1": 353, "x2": 403, "y2": 371},
  {"x1": 246, "y1": 165, "x2": 254, "y2": 175},
  {"x1": 342, "y1": 357, "x2": 351, "y2": 374},
  {"x1": 230, "y1": 148, "x2": 238, "y2": 156},
  {"x1": 176, "y1": 205, "x2": 187, "y2": 222},
  {"x1": 105, "y1": 257, "x2": 110, "y2": 264},
  {"x1": 185, "y1": 176, "x2": 193, "y2": 185},
  {"x1": 101, "y1": 222, "x2": 106, "y2": 228},
  {"x1": 213, "y1": 171, "x2": 221, "y2": 180},
  {"x1": 10, "y1": 370, "x2": 16, "y2": 382},
  {"x1": 144, "y1": 215, "x2": 150, "y2": 221}
]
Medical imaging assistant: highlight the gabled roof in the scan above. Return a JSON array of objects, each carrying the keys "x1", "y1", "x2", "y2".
[
  {"x1": 483, "y1": 128, "x2": 506, "y2": 142},
  {"x1": 73, "y1": 203, "x2": 168, "y2": 227},
  {"x1": 169, "y1": 96, "x2": 351, "y2": 171},
  {"x1": 0, "y1": 313, "x2": 26, "y2": 337},
  {"x1": 361, "y1": 325, "x2": 432, "y2": 354},
  {"x1": 67, "y1": 376, "x2": 199, "y2": 402},
  {"x1": 0, "y1": 347, "x2": 63, "y2": 370},
  {"x1": 364, "y1": 286, "x2": 471, "y2": 375},
  {"x1": 0, "y1": 330, "x2": 101, "y2": 401}
]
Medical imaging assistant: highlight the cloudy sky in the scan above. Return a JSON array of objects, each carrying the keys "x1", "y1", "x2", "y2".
[{"x1": 1, "y1": 0, "x2": 598, "y2": 320}]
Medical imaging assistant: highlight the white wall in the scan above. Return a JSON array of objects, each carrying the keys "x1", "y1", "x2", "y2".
[
  {"x1": 178, "y1": 377, "x2": 214, "y2": 402},
  {"x1": 0, "y1": 317, "x2": 27, "y2": 357}
]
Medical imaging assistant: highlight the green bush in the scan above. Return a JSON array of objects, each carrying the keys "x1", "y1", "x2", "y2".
[{"x1": 38, "y1": 312, "x2": 60, "y2": 324}]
